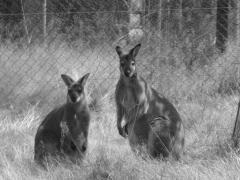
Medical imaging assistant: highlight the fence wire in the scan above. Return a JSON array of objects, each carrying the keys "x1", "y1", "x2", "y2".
[{"x1": 0, "y1": 6, "x2": 239, "y2": 115}]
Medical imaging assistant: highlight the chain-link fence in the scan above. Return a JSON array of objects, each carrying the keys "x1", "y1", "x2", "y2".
[{"x1": 0, "y1": 1, "x2": 240, "y2": 113}]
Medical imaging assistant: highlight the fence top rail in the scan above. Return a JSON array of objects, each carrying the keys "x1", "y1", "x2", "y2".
[{"x1": 0, "y1": 7, "x2": 232, "y2": 16}]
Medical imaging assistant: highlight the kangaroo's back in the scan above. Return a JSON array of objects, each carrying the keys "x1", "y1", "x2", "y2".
[
  {"x1": 147, "y1": 88, "x2": 184, "y2": 159},
  {"x1": 35, "y1": 105, "x2": 64, "y2": 138},
  {"x1": 149, "y1": 88, "x2": 182, "y2": 131}
]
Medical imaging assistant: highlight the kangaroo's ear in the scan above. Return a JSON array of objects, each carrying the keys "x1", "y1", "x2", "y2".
[
  {"x1": 129, "y1": 44, "x2": 141, "y2": 59},
  {"x1": 61, "y1": 74, "x2": 74, "y2": 87},
  {"x1": 116, "y1": 46, "x2": 123, "y2": 57},
  {"x1": 78, "y1": 73, "x2": 90, "y2": 87}
]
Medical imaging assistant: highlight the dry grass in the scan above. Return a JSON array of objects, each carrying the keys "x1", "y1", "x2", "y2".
[
  {"x1": 0, "y1": 94, "x2": 239, "y2": 180},
  {"x1": 0, "y1": 43, "x2": 240, "y2": 179}
]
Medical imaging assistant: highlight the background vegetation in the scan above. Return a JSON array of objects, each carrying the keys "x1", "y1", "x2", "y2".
[{"x1": 0, "y1": 0, "x2": 240, "y2": 179}]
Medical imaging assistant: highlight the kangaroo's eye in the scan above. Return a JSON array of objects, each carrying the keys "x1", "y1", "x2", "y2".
[
  {"x1": 120, "y1": 61, "x2": 124, "y2": 66},
  {"x1": 131, "y1": 61, "x2": 135, "y2": 66}
]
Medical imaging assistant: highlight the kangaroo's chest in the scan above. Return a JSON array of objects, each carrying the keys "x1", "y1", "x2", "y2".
[
  {"x1": 68, "y1": 114, "x2": 88, "y2": 135},
  {"x1": 121, "y1": 88, "x2": 137, "y2": 111},
  {"x1": 120, "y1": 83, "x2": 148, "y2": 117}
]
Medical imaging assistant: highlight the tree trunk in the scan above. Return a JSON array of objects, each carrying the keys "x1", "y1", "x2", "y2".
[
  {"x1": 216, "y1": 0, "x2": 229, "y2": 53},
  {"x1": 20, "y1": 0, "x2": 31, "y2": 44},
  {"x1": 166, "y1": 0, "x2": 170, "y2": 43},
  {"x1": 128, "y1": 0, "x2": 144, "y2": 45},
  {"x1": 43, "y1": 0, "x2": 47, "y2": 42},
  {"x1": 232, "y1": 100, "x2": 240, "y2": 147},
  {"x1": 129, "y1": 0, "x2": 143, "y2": 29},
  {"x1": 149, "y1": 0, "x2": 161, "y2": 31},
  {"x1": 179, "y1": 0, "x2": 183, "y2": 34},
  {"x1": 237, "y1": 0, "x2": 240, "y2": 46}
]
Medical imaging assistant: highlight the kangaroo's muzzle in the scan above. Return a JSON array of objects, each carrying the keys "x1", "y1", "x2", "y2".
[
  {"x1": 68, "y1": 91, "x2": 81, "y2": 103},
  {"x1": 124, "y1": 69, "x2": 132, "y2": 77}
]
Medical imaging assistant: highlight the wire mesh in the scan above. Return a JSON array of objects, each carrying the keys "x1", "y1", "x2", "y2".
[{"x1": 0, "y1": 2, "x2": 239, "y2": 116}]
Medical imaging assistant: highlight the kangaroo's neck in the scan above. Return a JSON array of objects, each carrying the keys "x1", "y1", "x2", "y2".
[
  {"x1": 120, "y1": 73, "x2": 139, "y2": 86},
  {"x1": 64, "y1": 100, "x2": 89, "y2": 118}
]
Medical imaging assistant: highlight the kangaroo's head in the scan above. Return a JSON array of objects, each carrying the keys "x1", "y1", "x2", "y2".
[
  {"x1": 61, "y1": 73, "x2": 90, "y2": 104},
  {"x1": 115, "y1": 44, "x2": 141, "y2": 78}
]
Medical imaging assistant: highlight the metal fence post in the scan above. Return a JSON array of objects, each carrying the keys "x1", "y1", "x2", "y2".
[{"x1": 232, "y1": 100, "x2": 240, "y2": 147}]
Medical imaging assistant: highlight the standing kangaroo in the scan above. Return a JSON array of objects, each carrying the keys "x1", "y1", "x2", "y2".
[
  {"x1": 34, "y1": 73, "x2": 90, "y2": 167},
  {"x1": 115, "y1": 44, "x2": 184, "y2": 159}
]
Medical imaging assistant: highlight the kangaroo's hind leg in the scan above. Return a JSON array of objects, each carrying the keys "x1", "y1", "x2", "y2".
[
  {"x1": 34, "y1": 131, "x2": 60, "y2": 168},
  {"x1": 171, "y1": 122, "x2": 185, "y2": 160},
  {"x1": 147, "y1": 116, "x2": 172, "y2": 159}
]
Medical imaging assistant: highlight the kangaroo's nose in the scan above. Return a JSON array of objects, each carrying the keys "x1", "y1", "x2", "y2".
[{"x1": 125, "y1": 70, "x2": 131, "y2": 77}]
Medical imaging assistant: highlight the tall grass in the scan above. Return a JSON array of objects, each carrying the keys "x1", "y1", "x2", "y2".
[{"x1": 0, "y1": 91, "x2": 239, "y2": 179}]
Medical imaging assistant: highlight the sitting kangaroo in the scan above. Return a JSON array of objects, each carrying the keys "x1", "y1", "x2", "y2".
[
  {"x1": 115, "y1": 44, "x2": 184, "y2": 159},
  {"x1": 34, "y1": 73, "x2": 90, "y2": 167}
]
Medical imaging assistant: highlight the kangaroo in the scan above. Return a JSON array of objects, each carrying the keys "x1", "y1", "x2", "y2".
[
  {"x1": 115, "y1": 44, "x2": 184, "y2": 160},
  {"x1": 34, "y1": 73, "x2": 90, "y2": 167}
]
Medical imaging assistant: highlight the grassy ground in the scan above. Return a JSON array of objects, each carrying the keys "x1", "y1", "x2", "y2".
[
  {"x1": 0, "y1": 95, "x2": 239, "y2": 180},
  {"x1": 0, "y1": 43, "x2": 240, "y2": 179}
]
